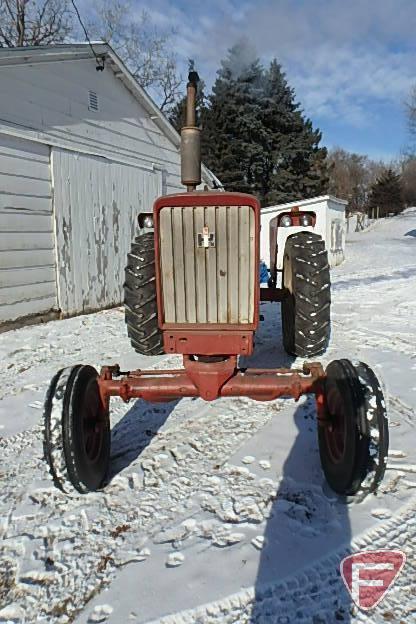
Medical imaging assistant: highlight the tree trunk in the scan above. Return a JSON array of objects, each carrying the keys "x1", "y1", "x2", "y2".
[{"x1": 17, "y1": 1, "x2": 26, "y2": 47}]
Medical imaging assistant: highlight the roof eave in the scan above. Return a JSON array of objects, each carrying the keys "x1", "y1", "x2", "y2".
[{"x1": 0, "y1": 42, "x2": 219, "y2": 187}]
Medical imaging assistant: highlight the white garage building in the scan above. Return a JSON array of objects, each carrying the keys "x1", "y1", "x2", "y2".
[
  {"x1": 0, "y1": 43, "x2": 219, "y2": 324},
  {"x1": 260, "y1": 195, "x2": 348, "y2": 274}
]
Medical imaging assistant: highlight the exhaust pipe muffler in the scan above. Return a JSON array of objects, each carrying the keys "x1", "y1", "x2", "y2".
[{"x1": 181, "y1": 70, "x2": 201, "y2": 191}]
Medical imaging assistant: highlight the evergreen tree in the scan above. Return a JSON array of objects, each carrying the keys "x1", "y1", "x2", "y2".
[
  {"x1": 259, "y1": 60, "x2": 328, "y2": 204},
  {"x1": 368, "y1": 169, "x2": 404, "y2": 217},
  {"x1": 199, "y1": 45, "x2": 327, "y2": 204},
  {"x1": 201, "y1": 41, "x2": 266, "y2": 195}
]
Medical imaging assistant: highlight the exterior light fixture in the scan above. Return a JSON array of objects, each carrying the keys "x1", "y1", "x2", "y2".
[
  {"x1": 280, "y1": 215, "x2": 293, "y2": 227},
  {"x1": 300, "y1": 214, "x2": 313, "y2": 227}
]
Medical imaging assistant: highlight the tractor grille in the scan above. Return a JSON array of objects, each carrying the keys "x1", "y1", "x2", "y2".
[{"x1": 158, "y1": 205, "x2": 256, "y2": 324}]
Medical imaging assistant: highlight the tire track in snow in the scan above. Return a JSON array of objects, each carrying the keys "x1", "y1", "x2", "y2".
[
  {"x1": 151, "y1": 497, "x2": 416, "y2": 624},
  {"x1": 0, "y1": 393, "x2": 286, "y2": 622}
]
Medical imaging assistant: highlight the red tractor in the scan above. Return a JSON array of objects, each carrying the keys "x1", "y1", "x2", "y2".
[{"x1": 43, "y1": 72, "x2": 388, "y2": 499}]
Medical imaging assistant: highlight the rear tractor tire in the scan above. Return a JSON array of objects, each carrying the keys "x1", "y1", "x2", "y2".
[
  {"x1": 318, "y1": 359, "x2": 389, "y2": 497},
  {"x1": 282, "y1": 232, "x2": 331, "y2": 357},
  {"x1": 124, "y1": 232, "x2": 164, "y2": 356},
  {"x1": 43, "y1": 365, "x2": 110, "y2": 494}
]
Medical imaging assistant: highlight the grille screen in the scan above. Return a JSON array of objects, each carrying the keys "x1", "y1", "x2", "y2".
[{"x1": 159, "y1": 205, "x2": 255, "y2": 324}]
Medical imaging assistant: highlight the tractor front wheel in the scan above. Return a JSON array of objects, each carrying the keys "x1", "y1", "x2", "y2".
[
  {"x1": 318, "y1": 359, "x2": 389, "y2": 496},
  {"x1": 124, "y1": 232, "x2": 164, "y2": 356},
  {"x1": 281, "y1": 232, "x2": 331, "y2": 357},
  {"x1": 43, "y1": 365, "x2": 110, "y2": 494}
]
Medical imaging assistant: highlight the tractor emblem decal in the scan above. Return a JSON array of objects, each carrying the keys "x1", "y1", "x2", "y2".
[{"x1": 197, "y1": 225, "x2": 215, "y2": 248}]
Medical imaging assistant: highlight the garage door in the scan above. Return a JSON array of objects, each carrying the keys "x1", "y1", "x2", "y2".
[
  {"x1": 52, "y1": 148, "x2": 163, "y2": 315},
  {"x1": 0, "y1": 134, "x2": 57, "y2": 323}
]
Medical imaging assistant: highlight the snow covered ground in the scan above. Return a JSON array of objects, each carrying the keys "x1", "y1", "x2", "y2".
[{"x1": 0, "y1": 210, "x2": 415, "y2": 624}]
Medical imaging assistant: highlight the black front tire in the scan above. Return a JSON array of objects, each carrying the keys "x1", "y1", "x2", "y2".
[
  {"x1": 282, "y1": 232, "x2": 331, "y2": 357},
  {"x1": 124, "y1": 232, "x2": 164, "y2": 356},
  {"x1": 43, "y1": 365, "x2": 110, "y2": 494},
  {"x1": 318, "y1": 359, "x2": 389, "y2": 496}
]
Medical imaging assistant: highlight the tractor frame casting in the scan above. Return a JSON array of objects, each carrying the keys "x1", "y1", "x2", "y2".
[{"x1": 98, "y1": 359, "x2": 326, "y2": 405}]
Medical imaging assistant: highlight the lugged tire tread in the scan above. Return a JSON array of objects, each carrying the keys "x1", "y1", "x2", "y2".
[
  {"x1": 282, "y1": 232, "x2": 331, "y2": 357},
  {"x1": 124, "y1": 232, "x2": 164, "y2": 356}
]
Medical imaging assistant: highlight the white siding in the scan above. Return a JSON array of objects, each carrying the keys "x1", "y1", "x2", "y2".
[
  {"x1": 0, "y1": 59, "x2": 182, "y2": 194},
  {"x1": 0, "y1": 51, "x2": 211, "y2": 323},
  {"x1": 260, "y1": 196, "x2": 347, "y2": 270},
  {"x1": 53, "y1": 148, "x2": 162, "y2": 315},
  {"x1": 0, "y1": 134, "x2": 57, "y2": 322}
]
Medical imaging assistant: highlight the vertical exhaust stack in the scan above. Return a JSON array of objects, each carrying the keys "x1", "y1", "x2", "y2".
[{"x1": 181, "y1": 70, "x2": 201, "y2": 192}]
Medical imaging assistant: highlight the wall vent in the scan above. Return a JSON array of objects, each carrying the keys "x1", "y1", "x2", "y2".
[{"x1": 88, "y1": 90, "x2": 99, "y2": 112}]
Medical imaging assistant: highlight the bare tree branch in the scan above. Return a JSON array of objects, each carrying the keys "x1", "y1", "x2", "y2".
[
  {"x1": 0, "y1": 0, "x2": 182, "y2": 112},
  {"x1": 88, "y1": 2, "x2": 183, "y2": 112},
  {"x1": 0, "y1": 0, "x2": 72, "y2": 47},
  {"x1": 406, "y1": 85, "x2": 416, "y2": 146},
  {"x1": 327, "y1": 147, "x2": 389, "y2": 214}
]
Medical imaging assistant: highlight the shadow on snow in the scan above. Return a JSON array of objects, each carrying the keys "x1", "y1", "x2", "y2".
[
  {"x1": 244, "y1": 302, "x2": 353, "y2": 622},
  {"x1": 249, "y1": 399, "x2": 353, "y2": 623},
  {"x1": 107, "y1": 300, "x2": 354, "y2": 620},
  {"x1": 108, "y1": 398, "x2": 179, "y2": 480},
  {"x1": 332, "y1": 266, "x2": 416, "y2": 291}
]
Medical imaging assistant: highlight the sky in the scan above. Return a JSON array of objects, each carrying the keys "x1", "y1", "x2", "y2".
[{"x1": 129, "y1": 0, "x2": 416, "y2": 161}]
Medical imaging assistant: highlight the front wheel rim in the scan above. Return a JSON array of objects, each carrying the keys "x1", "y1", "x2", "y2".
[{"x1": 81, "y1": 379, "x2": 106, "y2": 463}]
